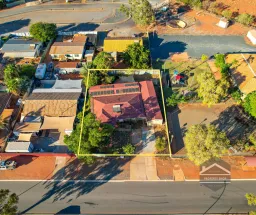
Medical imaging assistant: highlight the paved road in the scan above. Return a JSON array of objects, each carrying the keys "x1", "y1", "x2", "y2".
[
  {"x1": 0, "y1": 3, "x2": 136, "y2": 35},
  {"x1": 149, "y1": 34, "x2": 256, "y2": 59},
  {"x1": 0, "y1": 181, "x2": 256, "y2": 214}
]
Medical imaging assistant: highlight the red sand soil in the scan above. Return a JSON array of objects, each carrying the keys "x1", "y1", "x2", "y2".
[
  {"x1": 0, "y1": 155, "x2": 56, "y2": 180},
  {"x1": 215, "y1": 0, "x2": 256, "y2": 16}
]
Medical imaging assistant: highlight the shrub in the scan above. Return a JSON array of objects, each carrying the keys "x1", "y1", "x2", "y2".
[
  {"x1": 122, "y1": 143, "x2": 135, "y2": 154},
  {"x1": 201, "y1": 54, "x2": 209, "y2": 62},
  {"x1": 222, "y1": 10, "x2": 233, "y2": 19},
  {"x1": 155, "y1": 137, "x2": 167, "y2": 152},
  {"x1": 231, "y1": 89, "x2": 242, "y2": 103},
  {"x1": 243, "y1": 91, "x2": 256, "y2": 118},
  {"x1": 166, "y1": 93, "x2": 186, "y2": 107},
  {"x1": 236, "y1": 13, "x2": 254, "y2": 26}
]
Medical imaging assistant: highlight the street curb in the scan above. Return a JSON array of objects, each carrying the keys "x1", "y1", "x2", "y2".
[{"x1": 0, "y1": 2, "x2": 128, "y2": 19}]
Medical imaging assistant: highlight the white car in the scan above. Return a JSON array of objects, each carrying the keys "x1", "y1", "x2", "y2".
[{"x1": 0, "y1": 160, "x2": 17, "y2": 170}]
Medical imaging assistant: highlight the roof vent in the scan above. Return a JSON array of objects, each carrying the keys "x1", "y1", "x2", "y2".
[{"x1": 113, "y1": 105, "x2": 121, "y2": 113}]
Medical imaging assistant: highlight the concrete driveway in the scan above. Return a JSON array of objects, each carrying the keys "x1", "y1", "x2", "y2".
[{"x1": 149, "y1": 34, "x2": 256, "y2": 59}]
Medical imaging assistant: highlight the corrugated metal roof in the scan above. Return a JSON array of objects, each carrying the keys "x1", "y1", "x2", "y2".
[
  {"x1": 1, "y1": 38, "x2": 41, "y2": 53},
  {"x1": 104, "y1": 37, "x2": 143, "y2": 52}
]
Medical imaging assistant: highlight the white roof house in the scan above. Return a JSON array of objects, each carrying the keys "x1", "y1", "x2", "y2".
[
  {"x1": 5, "y1": 141, "x2": 34, "y2": 153},
  {"x1": 247, "y1": 29, "x2": 256, "y2": 45}
]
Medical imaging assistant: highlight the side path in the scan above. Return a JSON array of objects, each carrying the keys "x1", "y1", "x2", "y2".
[{"x1": 0, "y1": 154, "x2": 255, "y2": 181}]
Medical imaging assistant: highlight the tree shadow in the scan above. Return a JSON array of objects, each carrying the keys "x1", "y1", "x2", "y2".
[
  {"x1": 20, "y1": 157, "x2": 131, "y2": 214},
  {"x1": 211, "y1": 105, "x2": 256, "y2": 143},
  {"x1": 149, "y1": 33, "x2": 187, "y2": 60},
  {"x1": 55, "y1": 205, "x2": 80, "y2": 214},
  {"x1": 57, "y1": 23, "x2": 100, "y2": 32},
  {"x1": 0, "y1": 19, "x2": 31, "y2": 35}
]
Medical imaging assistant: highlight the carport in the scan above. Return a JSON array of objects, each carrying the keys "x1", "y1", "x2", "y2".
[{"x1": 40, "y1": 116, "x2": 75, "y2": 134}]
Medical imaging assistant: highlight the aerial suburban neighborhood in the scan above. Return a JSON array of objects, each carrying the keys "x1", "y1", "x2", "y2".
[{"x1": 0, "y1": 0, "x2": 256, "y2": 214}]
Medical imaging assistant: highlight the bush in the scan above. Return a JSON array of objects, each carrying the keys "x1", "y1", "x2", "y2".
[
  {"x1": 201, "y1": 54, "x2": 209, "y2": 62},
  {"x1": 122, "y1": 143, "x2": 135, "y2": 154},
  {"x1": 231, "y1": 89, "x2": 242, "y2": 103},
  {"x1": 166, "y1": 93, "x2": 186, "y2": 107},
  {"x1": 243, "y1": 91, "x2": 256, "y2": 118},
  {"x1": 236, "y1": 13, "x2": 254, "y2": 26},
  {"x1": 155, "y1": 137, "x2": 167, "y2": 152},
  {"x1": 249, "y1": 132, "x2": 256, "y2": 146},
  {"x1": 222, "y1": 10, "x2": 233, "y2": 19}
]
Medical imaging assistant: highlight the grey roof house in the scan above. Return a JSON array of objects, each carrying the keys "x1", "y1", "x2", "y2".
[{"x1": 1, "y1": 38, "x2": 43, "y2": 58}]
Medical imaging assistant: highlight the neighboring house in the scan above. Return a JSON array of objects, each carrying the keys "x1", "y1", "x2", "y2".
[
  {"x1": 104, "y1": 37, "x2": 143, "y2": 53},
  {"x1": 20, "y1": 79, "x2": 82, "y2": 135},
  {"x1": 49, "y1": 34, "x2": 87, "y2": 61},
  {"x1": 0, "y1": 92, "x2": 13, "y2": 151},
  {"x1": 89, "y1": 81, "x2": 163, "y2": 126},
  {"x1": 1, "y1": 38, "x2": 42, "y2": 58},
  {"x1": 54, "y1": 61, "x2": 82, "y2": 74},
  {"x1": 226, "y1": 54, "x2": 256, "y2": 96}
]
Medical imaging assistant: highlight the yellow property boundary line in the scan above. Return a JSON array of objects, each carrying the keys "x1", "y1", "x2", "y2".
[{"x1": 77, "y1": 69, "x2": 171, "y2": 157}]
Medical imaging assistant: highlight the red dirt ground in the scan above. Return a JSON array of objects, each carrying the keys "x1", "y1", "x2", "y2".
[
  {"x1": 214, "y1": 0, "x2": 256, "y2": 16},
  {"x1": 0, "y1": 155, "x2": 56, "y2": 180}
]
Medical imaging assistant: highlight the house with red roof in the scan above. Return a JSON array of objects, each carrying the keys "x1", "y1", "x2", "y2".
[{"x1": 89, "y1": 81, "x2": 163, "y2": 126}]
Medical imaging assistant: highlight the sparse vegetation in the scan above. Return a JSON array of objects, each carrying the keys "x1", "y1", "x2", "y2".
[
  {"x1": 155, "y1": 137, "x2": 167, "y2": 152},
  {"x1": 236, "y1": 13, "x2": 254, "y2": 26},
  {"x1": 122, "y1": 143, "x2": 136, "y2": 154},
  {"x1": 201, "y1": 54, "x2": 209, "y2": 62},
  {"x1": 222, "y1": 9, "x2": 233, "y2": 19}
]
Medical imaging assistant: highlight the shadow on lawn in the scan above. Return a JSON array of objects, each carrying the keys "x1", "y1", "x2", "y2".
[{"x1": 20, "y1": 157, "x2": 131, "y2": 214}]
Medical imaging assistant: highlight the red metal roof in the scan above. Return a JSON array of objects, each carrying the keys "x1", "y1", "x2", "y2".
[
  {"x1": 245, "y1": 157, "x2": 256, "y2": 167},
  {"x1": 140, "y1": 81, "x2": 163, "y2": 121},
  {"x1": 90, "y1": 81, "x2": 163, "y2": 124}
]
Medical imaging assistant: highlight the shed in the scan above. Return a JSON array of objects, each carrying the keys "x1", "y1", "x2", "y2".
[
  {"x1": 247, "y1": 29, "x2": 256, "y2": 45},
  {"x1": 217, "y1": 18, "x2": 229, "y2": 29},
  {"x1": 5, "y1": 141, "x2": 34, "y2": 153}
]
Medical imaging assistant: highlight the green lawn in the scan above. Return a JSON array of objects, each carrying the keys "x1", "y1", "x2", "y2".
[{"x1": 153, "y1": 59, "x2": 212, "y2": 94}]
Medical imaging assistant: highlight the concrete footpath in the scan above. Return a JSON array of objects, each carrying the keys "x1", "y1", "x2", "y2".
[{"x1": 0, "y1": 154, "x2": 256, "y2": 181}]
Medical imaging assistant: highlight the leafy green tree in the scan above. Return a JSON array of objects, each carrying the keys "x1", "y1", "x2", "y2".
[
  {"x1": 184, "y1": 124, "x2": 230, "y2": 166},
  {"x1": 243, "y1": 91, "x2": 256, "y2": 118},
  {"x1": 236, "y1": 13, "x2": 254, "y2": 26},
  {"x1": 0, "y1": 189, "x2": 19, "y2": 215},
  {"x1": 246, "y1": 193, "x2": 256, "y2": 206},
  {"x1": 214, "y1": 54, "x2": 226, "y2": 68},
  {"x1": 4, "y1": 64, "x2": 34, "y2": 95},
  {"x1": 155, "y1": 137, "x2": 167, "y2": 152},
  {"x1": 222, "y1": 10, "x2": 233, "y2": 19},
  {"x1": 201, "y1": 54, "x2": 209, "y2": 62},
  {"x1": 120, "y1": 0, "x2": 155, "y2": 26},
  {"x1": 197, "y1": 71, "x2": 230, "y2": 106},
  {"x1": 123, "y1": 43, "x2": 150, "y2": 69},
  {"x1": 122, "y1": 143, "x2": 135, "y2": 154},
  {"x1": 29, "y1": 22, "x2": 57, "y2": 42},
  {"x1": 64, "y1": 113, "x2": 114, "y2": 164},
  {"x1": 166, "y1": 93, "x2": 186, "y2": 107},
  {"x1": 93, "y1": 52, "x2": 114, "y2": 69}
]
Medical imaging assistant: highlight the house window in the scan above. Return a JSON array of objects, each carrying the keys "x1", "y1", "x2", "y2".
[{"x1": 74, "y1": 54, "x2": 80, "y2": 57}]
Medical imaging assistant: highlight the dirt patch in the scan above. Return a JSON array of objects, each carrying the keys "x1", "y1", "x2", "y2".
[
  {"x1": 0, "y1": 155, "x2": 56, "y2": 180},
  {"x1": 214, "y1": 0, "x2": 256, "y2": 16}
]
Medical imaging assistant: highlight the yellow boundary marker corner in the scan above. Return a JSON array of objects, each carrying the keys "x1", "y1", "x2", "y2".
[{"x1": 77, "y1": 69, "x2": 172, "y2": 157}]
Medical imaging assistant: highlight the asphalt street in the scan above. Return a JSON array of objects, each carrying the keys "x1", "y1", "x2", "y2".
[
  {"x1": 0, "y1": 181, "x2": 256, "y2": 214},
  {"x1": 149, "y1": 34, "x2": 256, "y2": 59}
]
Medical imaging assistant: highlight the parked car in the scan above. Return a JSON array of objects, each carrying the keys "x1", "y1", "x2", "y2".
[{"x1": 0, "y1": 160, "x2": 17, "y2": 170}]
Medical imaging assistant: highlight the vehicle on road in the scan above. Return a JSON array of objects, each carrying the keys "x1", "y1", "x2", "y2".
[{"x1": 0, "y1": 160, "x2": 17, "y2": 170}]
